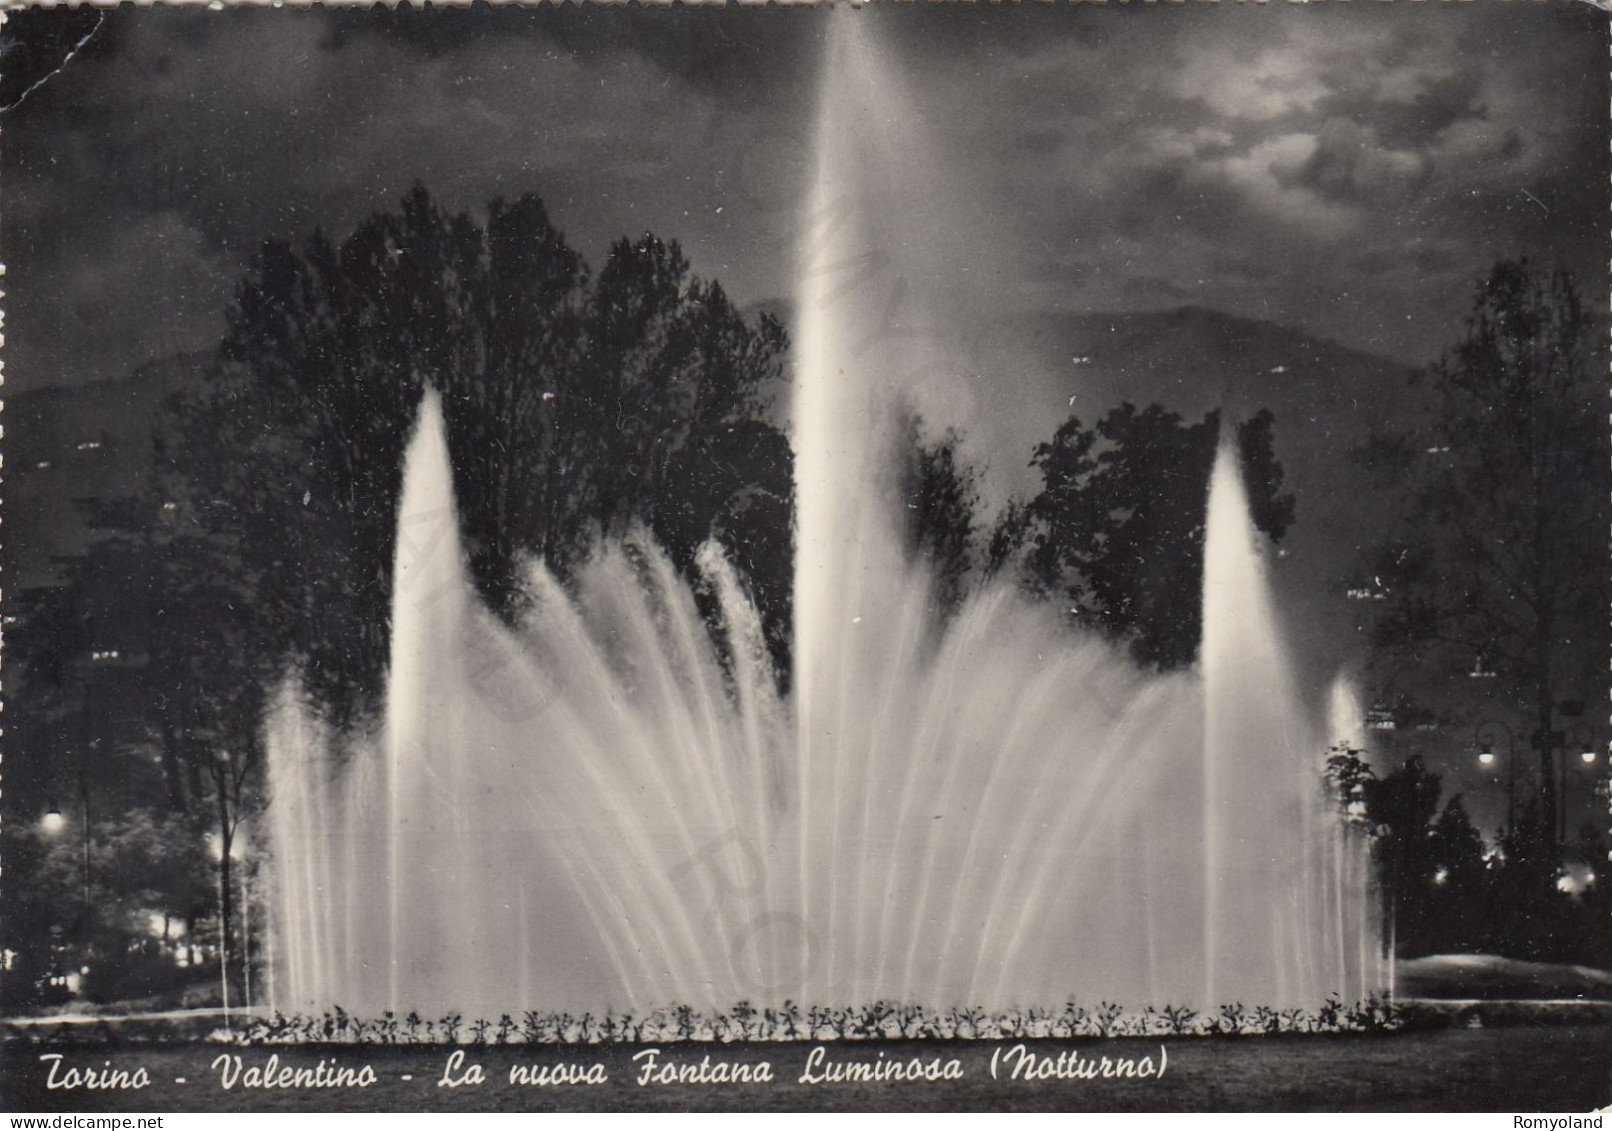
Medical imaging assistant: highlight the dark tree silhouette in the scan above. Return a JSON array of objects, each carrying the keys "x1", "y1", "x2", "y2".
[
  {"x1": 1016, "y1": 403, "x2": 1293, "y2": 669},
  {"x1": 1236, "y1": 408, "x2": 1295, "y2": 543},
  {"x1": 1357, "y1": 262, "x2": 1606, "y2": 850},
  {"x1": 984, "y1": 499, "x2": 1032, "y2": 582},
  {"x1": 437, "y1": 193, "x2": 587, "y2": 605},
  {"x1": 1334, "y1": 747, "x2": 1606, "y2": 965},
  {"x1": 898, "y1": 414, "x2": 981, "y2": 619},
  {"x1": 1018, "y1": 407, "x2": 1212, "y2": 670},
  {"x1": 1, "y1": 511, "x2": 257, "y2": 1007},
  {"x1": 179, "y1": 184, "x2": 793, "y2": 719},
  {"x1": 3, "y1": 184, "x2": 797, "y2": 1006}
]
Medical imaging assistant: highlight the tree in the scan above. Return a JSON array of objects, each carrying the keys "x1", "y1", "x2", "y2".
[
  {"x1": 34, "y1": 487, "x2": 275, "y2": 998},
  {"x1": 1356, "y1": 755, "x2": 1478, "y2": 955},
  {"x1": 1358, "y1": 262, "x2": 1606, "y2": 850},
  {"x1": 579, "y1": 238, "x2": 793, "y2": 674},
  {"x1": 424, "y1": 192, "x2": 587, "y2": 609},
  {"x1": 1013, "y1": 403, "x2": 1291, "y2": 670},
  {"x1": 0, "y1": 461, "x2": 277, "y2": 1002},
  {"x1": 656, "y1": 413, "x2": 795, "y2": 679},
  {"x1": 174, "y1": 188, "x2": 795, "y2": 965},
  {"x1": 183, "y1": 184, "x2": 794, "y2": 719},
  {"x1": 1329, "y1": 745, "x2": 1607, "y2": 965},
  {"x1": 1, "y1": 570, "x2": 221, "y2": 1006},
  {"x1": 4, "y1": 184, "x2": 796, "y2": 1007},
  {"x1": 984, "y1": 499, "x2": 1032, "y2": 582},
  {"x1": 1236, "y1": 409, "x2": 1295, "y2": 543},
  {"x1": 898, "y1": 414, "x2": 981, "y2": 619}
]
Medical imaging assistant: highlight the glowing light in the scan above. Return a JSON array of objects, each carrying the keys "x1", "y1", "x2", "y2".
[
  {"x1": 40, "y1": 808, "x2": 66, "y2": 835},
  {"x1": 1433, "y1": 868, "x2": 1449, "y2": 885},
  {"x1": 1477, "y1": 751, "x2": 1496, "y2": 767},
  {"x1": 1581, "y1": 749, "x2": 1597, "y2": 765},
  {"x1": 206, "y1": 832, "x2": 244, "y2": 862},
  {"x1": 1556, "y1": 862, "x2": 1595, "y2": 896}
]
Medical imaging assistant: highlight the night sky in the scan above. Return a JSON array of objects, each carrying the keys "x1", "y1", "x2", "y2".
[{"x1": 3, "y1": 1, "x2": 1605, "y2": 395}]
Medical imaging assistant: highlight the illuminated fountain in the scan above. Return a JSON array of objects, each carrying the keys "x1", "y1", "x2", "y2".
[{"x1": 265, "y1": 15, "x2": 1382, "y2": 1020}]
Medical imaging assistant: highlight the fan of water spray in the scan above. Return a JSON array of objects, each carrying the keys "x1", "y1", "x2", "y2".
[{"x1": 264, "y1": 13, "x2": 1383, "y2": 1020}]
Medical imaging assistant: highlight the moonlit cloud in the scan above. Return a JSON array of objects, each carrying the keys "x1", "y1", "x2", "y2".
[{"x1": 1168, "y1": 39, "x2": 1330, "y2": 122}]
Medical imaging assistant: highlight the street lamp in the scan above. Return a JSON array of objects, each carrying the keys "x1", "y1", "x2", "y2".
[
  {"x1": 40, "y1": 769, "x2": 93, "y2": 916},
  {"x1": 1474, "y1": 720, "x2": 1519, "y2": 835},
  {"x1": 40, "y1": 804, "x2": 66, "y2": 836},
  {"x1": 1556, "y1": 723, "x2": 1600, "y2": 845}
]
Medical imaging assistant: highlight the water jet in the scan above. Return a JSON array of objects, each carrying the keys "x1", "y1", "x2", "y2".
[{"x1": 264, "y1": 13, "x2": 1382, "y2": 1021}]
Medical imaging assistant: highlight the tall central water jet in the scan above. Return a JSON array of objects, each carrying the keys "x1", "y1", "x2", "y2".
[
  {"x1": 265, "y1": 12, "x2": 1383, "y2": 1020},
  {"x1": 792, "y1": 15, "x2": 937, "y2": 1007}
]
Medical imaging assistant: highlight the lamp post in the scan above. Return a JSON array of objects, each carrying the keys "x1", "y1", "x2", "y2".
[
  {"x1": 208, "y1": 826, "x2": 251, "y2": 1023},
  {"x1": 241, "y1": 862, "x2": 252, "y2": 1014},
  {"x1": 1555, "y1": 722, "x2": 1599, "y2": 846},
  {"x1": 206, "y1": 829, "x2": 246, "y2": 1023},
  {"x1": 1474, "y1": 719, "x2": 1519, "y2": 836},
  {"x1": 76, "y1": 764, "x2": 92, "y2": 915},
  {"x1": 40, "y1": 760, "x2": 94, "y2": 999},
  {"x1": 39, "y1": 762, "x2": 93, "y2": 917}
]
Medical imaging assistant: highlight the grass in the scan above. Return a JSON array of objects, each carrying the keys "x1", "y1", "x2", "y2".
[{"x1": 3, "y1": 1029, "x2": 1608, "y2": 1112}]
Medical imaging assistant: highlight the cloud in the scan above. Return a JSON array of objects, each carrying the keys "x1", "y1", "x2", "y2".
[
  {"x1": 1201, "y1": 131, "x2": 1361, "y2": 237},
  {"x1": 2, "y1": 1, "x2": 1603, "y2": 397},
  {"x1": 1167, "y1": 38, "x2": 1329, "y2": 123},
  {"x1": 941, "y1": 2, "x2": 1603, "y2": 363},
  {"x1": 1298, "y1": 118, "x2": 1427, "y2": 205},
  {"x1": 3, "y1": 9, "x2": 813, "y2": 389}
]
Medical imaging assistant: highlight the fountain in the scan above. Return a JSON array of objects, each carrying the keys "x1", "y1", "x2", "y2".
[{"x1": 264, "y1": 14, "x2": 1383, "y2": 1021}]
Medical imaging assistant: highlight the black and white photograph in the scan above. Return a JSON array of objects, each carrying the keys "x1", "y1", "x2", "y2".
[{"x1": 0, "y1": 0, "x2": 1607, "y2": 1113}]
